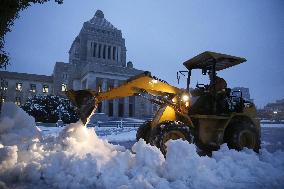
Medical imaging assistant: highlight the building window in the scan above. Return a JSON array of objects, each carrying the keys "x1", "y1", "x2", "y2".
[
  {"x1": 129, "y1": 96, "x2": 135, "y2": 117},
  {"x1": 98, "y1": 84, "x2": 102, "y2": 92},
  {"x1": 42, "y1": 85, "x2": 49, "y2": 93},
  {"x1": 16, "y1": 83, "x2": 22, "y2": 91},
  {"x1": 108, "y1": 46, "x2": 111, "y2": 59},
  {"x1": 108, "y1": 101, "x2": 113, "y2": 116},
  {"x1": 93, "y1": 43, "x2": 97, "y2": 57},
  {"x1": 98, "y1": 44, "x2": 102, "y2": 58},
  {"x1": 103, "y1": 45, "x2": 106, "y2": 59},
  {"x1": 113, "y1": 46, "x2": 116, "y2": 60},
  {"x1": 129, "y1": 104, "x2": 134, "y2": 117},
  {"x1": 97, "y1": 102, "x2": 102, "y2": 113},
  {"x1": 0, "y1": 80, "x2": 8, "y2": 90},
  {"x1": 61, "y1": 83, "x2": 67, "y2": 92},
  {"x1": 1, "y1": 96, "x2": 6, "y2": 103},
  {"x1": 82, "y1": 80, "x2": 87, "y2": 90},
  {"x1": 62, "y1": 74, "x2": 68, "y2": 79},
  {"x1": 118, "y1": 98, "x2": 124, "y2": 117},
  {"x1": 15, "y1": 97, "x2": 21, "y2": 106},
  {"x1": 30, "y1": 84, "x2": 36, "y2": 93},
  {"x1": 108, "y1": 84, "x2": 113, "y2": 91}
]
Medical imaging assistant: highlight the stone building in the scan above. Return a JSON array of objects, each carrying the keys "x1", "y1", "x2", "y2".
[
  {"x1": 264, "y1": 99, "x2": 284, "y2": 112},
  {"x1": 231, "y1": 87, "x2": 254, "y2": 102},
  {"x1": 0, "y1": 10, "x2": 154, "y2": 119}
]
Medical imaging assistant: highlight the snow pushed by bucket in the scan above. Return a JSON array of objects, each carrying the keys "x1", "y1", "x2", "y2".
[{"x1": 0, "y1": 103, "x2": 283, "y2": 189}]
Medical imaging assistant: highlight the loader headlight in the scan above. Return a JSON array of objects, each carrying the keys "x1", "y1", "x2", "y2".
[
  {"x1": 151, "y1": 79, "x2": 158, "y2": 84},
  {"x1": 182, "y1": 94, "x2": 190, "y2": 102}
]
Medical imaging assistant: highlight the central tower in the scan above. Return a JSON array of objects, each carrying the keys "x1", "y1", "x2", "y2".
[{"x1": 69, "y1": 10, "x2": 127, "y2": 68}]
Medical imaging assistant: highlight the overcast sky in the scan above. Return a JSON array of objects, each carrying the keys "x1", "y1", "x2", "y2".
[{"x1": 4, "y1": 0, "x2": 284, "y2": 107}]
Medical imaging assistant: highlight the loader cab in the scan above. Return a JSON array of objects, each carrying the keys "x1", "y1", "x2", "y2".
[{"x1": 178, "y1": 51, "x2": 247, "y2": 115}]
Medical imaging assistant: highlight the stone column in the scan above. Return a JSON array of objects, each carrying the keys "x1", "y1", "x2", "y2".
[
  {"x1": 113, "y1": 46, "x2": 116, "y2": 61},
  {"x1": 105, "y1": 45, "x2": 108, "y2": 60},
  {"x1": 117, "y1": 47, "x2": 121, "y2": 62},
  {"x1": 87, "y1": 76, "x2": 96, "y2": 90},
  {"x1": 124, "y1": 97, "x2": 129, "y2": 117},
  {"x1": 113, "y1": 80, "x2": 119, "y2": 117},
  {"x1": 134, "y1": 96, "x2": 144, "y2": 118},
  {"x1": 87, "y1": 41, "x2": 92, "y2": 58},
  {"x1": 110, "y1": 46, "x2": 113, "y2": 61},
  {"x1": 116, "y1": 47, "x2": 119, "y2": 62},
  {"x1": 103, "y1": 44, "x2": 106, "y2": 59},
  {"x1": 95, "y1": 43, "x2": 99, "y2": 58},
  {"x1": 102, "y1": 78, "x2": 108, "y2": 114}
]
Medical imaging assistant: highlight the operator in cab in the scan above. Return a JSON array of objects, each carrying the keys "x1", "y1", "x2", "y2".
[
  {"x1": 208, "y1": 70, "x2": 229, "y2": 114},
  {"x1": 208, "y1": 71, "x2": 227, "y2": 92}
]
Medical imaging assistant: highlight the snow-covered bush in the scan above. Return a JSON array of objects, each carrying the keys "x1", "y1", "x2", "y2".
[{"x1": 21, "y1": 95, "x2": 79, "y2": 123}]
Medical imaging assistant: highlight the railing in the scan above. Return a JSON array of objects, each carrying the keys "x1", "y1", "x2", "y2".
[
  {"x1": 36, "y1": 121, "x2": 144, "y2": 128},
  {"x1": 93, "y1": 121, "x2": 143, "y2": 128},
  {"x1": 260, "y1": 120, "x2": 284, "y2": 124},
  {"x1": 36, "y1": 122, "x2": 58, "y2": 127}
]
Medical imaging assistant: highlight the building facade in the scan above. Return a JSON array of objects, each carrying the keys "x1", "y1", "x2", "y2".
[
  {"x1": 0, "y1": 10, "x2": 154, "y2": 119},
  {"x1": 0, "y1": 72, "x2": 53, "y2": 106}
]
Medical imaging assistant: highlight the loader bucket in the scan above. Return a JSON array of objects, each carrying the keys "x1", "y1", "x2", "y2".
[{"x1": 66, "y1": 90, "x2": 98, "y2": 125}]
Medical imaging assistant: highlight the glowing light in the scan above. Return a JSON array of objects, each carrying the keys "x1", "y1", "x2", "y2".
[
  {"x1": 185, "y1": 102, "x2": 190, "y2": 107},
  {"x1": 182, "y1": 94, "x2": 190, "y2": 102},
  {"x1": 273, "y1": 111, "x2": 278, "y2": 114},
  {"x1": 151, "y1": 79, "x2": 158, "y2": 84}
]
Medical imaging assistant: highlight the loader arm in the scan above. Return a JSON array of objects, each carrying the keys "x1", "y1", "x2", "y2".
[
  {"x1": 96, "y1": 71, "x2": 182, "y2": 101},
  {"x1": 66, "y1": 71, "x2": 190, "y2": 124}
]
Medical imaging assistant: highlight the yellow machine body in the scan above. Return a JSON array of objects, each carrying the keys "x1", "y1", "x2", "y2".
[{"x1": 66, "y1": 52, "x2": 260, "y2": 153}]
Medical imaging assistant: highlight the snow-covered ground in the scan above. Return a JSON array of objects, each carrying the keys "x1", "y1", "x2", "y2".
[
  {"x1": 1, "y1": 103, "x2": 284, "y2": 189},
  {"x1": 37, "y1": 126, "x2": 138, "y2": 142},
  {"x1": 37, "y1": 123, "x2": 284, "y2": 152}
]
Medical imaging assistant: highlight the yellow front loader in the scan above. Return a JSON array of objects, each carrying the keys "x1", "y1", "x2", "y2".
[{"x1": 67, "y1": 51, "x2": 261, "y2": 155}]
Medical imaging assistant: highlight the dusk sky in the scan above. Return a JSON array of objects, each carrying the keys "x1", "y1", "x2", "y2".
[{"x1": 3, "y1": 0, "x2": 284, "y2": 107}]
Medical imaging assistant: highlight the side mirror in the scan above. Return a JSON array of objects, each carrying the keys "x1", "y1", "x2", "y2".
[{"x1": 177, "y1": 72, "x2": 181, "y2": 84}]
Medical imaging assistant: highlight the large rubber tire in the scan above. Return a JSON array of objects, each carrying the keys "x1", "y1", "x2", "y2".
[
  {"x1": 224, "y1": 121, "x2": 261, "y2": 153},
  {"x1": 136, "y1": 120, "x2": 151, "y2": 142},
  {"x1": 149, "y1": 121, "x2": 193, "y2": 155}
]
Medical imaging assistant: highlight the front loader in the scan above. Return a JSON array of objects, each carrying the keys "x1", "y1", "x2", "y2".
[{"x1": 66, "y1": 51, "x2": 260, "y2": 155}]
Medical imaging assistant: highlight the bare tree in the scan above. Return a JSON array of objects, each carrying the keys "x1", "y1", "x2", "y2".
[{"x1": 0, "y1": 0, "x2": 63, "y2": 69}]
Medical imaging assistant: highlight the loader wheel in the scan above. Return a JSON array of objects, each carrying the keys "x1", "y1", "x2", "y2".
[
  {"x1": 224, "y1": 121, "x2": 260, "y2": 153},
  {"x1": 149, "y1": 121, "x2": 193, "y2": 155},
  {"x1": 136, "y1": 120, "x2": 151, "y2": 142}
]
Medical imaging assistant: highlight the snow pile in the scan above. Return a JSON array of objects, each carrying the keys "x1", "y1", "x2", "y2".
[{"x1": 0, "y1": 103, "x2": 284, "y2": 189}]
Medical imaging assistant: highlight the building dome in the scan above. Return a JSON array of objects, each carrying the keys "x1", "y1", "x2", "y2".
[
  {"x1": 127, "y1": 61, "x2": 133, "y2": 68},
  {"x1": 95, "y1": 10, "x2": 104, "y2": 18}
]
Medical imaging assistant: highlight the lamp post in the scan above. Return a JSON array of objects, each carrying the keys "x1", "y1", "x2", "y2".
[{"x1": 272, "y1": 110, "x2": 279, "y2": 122}]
